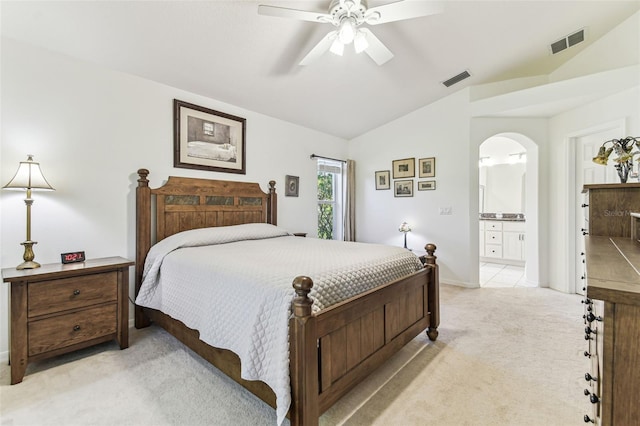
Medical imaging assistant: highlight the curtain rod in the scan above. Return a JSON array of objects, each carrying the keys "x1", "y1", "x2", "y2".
[{"x1": 310, "y1": 154, "x2": 346, "y2": 163}]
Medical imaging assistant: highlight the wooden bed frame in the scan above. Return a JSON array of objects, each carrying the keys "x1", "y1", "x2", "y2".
[{"x1": 134, "y1": 169, "x2": 440, "y2": 425}]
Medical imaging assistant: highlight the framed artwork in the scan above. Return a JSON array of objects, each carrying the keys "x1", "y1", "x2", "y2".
[
  {"x1": 392, "y1": 158, "x2": 415, "y2": 179},
  {"x1": 394, "y1": 180, "x2": 413, "y2": 197},
  {"x1": 174, "y1": 99, "x2": 246, "y2": 174},
  {"x1": 375, "y1": 170, "x2": 391, "y2": 190},
  {"x1": 285, "y1": 175, "x2": 299, "y2": 197},
  {"x1": 418, "y1": 180, "x2": 436, "y2": 191},
  {"x1": 418, "y1": 157, "x2": 436, "y2": 178}
]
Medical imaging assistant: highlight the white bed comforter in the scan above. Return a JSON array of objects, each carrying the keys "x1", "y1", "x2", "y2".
[{"x1": 136, "y1": 223, "x2": 423, "y2": 425}]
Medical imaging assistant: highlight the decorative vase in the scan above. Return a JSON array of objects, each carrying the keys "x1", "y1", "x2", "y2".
[{"x1": 616, "y1": 160, "x2": 632, "y2": 183}]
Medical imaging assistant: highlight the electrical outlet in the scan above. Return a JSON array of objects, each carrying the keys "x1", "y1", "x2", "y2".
[{"x1": 439, "y1": 206, "x2": 453, "y2": 215}]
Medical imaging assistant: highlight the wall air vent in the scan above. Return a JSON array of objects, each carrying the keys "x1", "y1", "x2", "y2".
[
  {"x1": 442, "y1": 70, "x2": 471, "y2": 88},
  {"x1": 550, "y1": 28, "x2": 586, "y2": 54}
]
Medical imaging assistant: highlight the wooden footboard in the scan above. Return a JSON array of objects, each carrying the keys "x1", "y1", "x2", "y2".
[{"x1": 290, "y1": 245, "x2": 439, "y2": 425}]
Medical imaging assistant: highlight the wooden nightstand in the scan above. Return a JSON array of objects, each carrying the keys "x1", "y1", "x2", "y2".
[{"x1": 2, "y1": 256, "x2": 134, "y2": 384}]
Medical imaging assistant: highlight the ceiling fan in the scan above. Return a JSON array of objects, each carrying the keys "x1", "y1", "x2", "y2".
[{"x1": 258, "y1": 0, "x2": 442, "y2": 66}]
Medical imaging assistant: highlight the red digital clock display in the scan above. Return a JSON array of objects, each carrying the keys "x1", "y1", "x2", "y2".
[{"x1": 61, "y1": 251, "x2": 86, "y2": 264}]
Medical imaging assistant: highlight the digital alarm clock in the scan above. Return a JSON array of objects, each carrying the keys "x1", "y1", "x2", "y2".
[{"x1": 61, "y1": 251, "x2": 86, "y2": 264}]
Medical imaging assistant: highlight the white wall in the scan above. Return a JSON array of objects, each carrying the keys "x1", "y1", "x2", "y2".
[
  {"x1": 0, "y1": 38, "x2": 347, "y2": 357},
  {"x1": 349, "y1": 90, "x2": 473, "y2": 286}
]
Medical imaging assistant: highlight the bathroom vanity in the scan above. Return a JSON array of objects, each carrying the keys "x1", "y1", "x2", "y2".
[{"x1": 479, "y1": 213, "x2": 525, "y2": 265}]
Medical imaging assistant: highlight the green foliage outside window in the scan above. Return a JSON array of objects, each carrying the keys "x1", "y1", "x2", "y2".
[{"x1": 318, "y1": 172, "x2": 334, "y2": 239}]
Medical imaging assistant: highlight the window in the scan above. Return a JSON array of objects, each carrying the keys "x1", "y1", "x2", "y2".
[{"x1": 317, "y1": 159, "x2": 344, "y2": 240}]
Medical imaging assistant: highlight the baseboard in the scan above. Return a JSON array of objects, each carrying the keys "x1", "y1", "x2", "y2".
[
  {"x1": 440, "y1": 279, "x2": 479, "y2": 288},
  {"x1": 480, "y1": 257, "x2": 526, "y2": 267}
]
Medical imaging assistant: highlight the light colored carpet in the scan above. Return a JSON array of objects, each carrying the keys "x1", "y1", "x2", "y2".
[{"x1": 0, "y1": 284, "x2": 590, "y2": 425}]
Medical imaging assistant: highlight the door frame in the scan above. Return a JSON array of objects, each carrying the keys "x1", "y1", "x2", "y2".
[{"x1": 566, "y1": 118, "x2": 626, "y2": 294}]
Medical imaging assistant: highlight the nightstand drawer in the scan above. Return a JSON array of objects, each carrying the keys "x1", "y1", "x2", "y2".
[
  {"x1": 28, "y1": 304, "x2": 117, "y2": 356},
  {"x1": 28, "y1": 271, "x2": 118, "y2": 317}
]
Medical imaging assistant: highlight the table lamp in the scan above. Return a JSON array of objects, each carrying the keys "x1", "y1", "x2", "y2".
[
  {"x1": 3, "y1": 155, "x2": 55, "y2": 269},
  {"x1": 398, "y1": 221, "x2": 411, "y2": 249}
]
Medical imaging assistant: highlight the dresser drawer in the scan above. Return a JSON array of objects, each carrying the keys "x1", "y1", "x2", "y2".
[
  {"x1": 28, "y1": 304, "x2": 117, "y2": 356},
  {"x1": 28, "y1": 271, "x2": 118, "y2": 317}
]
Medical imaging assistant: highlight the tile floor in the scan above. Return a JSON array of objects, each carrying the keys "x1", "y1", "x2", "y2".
[{"x1": 480, "y1": 262, "x2": 535, "y2": 288}]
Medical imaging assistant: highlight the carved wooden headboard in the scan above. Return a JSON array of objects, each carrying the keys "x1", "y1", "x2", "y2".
[{"x1": 135, "y1": 168, "x2": 277, "y2": 321}]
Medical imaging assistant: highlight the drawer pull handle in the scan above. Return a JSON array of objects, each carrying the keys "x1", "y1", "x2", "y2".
[
  {"x1": 584, "y1": 389, "x2": 599, "y2": 404},
  {"x1": 73, "y1": 289, "x2": 81, "y2": 296},
  {"x1": 583, "y1": 313, "x2": 602, "y2": 323},
  {"x1": 73, "y1": 325, "x2": 81, "y2": 332}
]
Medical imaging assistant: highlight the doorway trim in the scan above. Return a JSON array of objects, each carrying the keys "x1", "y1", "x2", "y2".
[{"x1": 565, "y1": 118, "x2": 627, "y2": 294}]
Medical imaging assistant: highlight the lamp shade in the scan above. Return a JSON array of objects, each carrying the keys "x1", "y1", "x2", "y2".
[
  {"x1": 3, "y1": 155, "x2": 54, "y2": 191},
  {"x1": 398, "y1": 221, "x2": 411, "y2": 233}
]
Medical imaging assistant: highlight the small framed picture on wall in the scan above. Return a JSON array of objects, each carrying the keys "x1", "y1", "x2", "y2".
[
  {"x1": 418, "y1": 180, "x2": 436, "y2": 191},
  {"x1": 394, "y1": 180, "x2": 413, "y2": 197},
  {"x1": 418, "y1": 157, "x2": 435, "y2": 178},
  {"x1": 375, "y1": 170, "x2": 390, "y2": 190},
  {"x1": 392, "y1": 158, "x2": 415, "y2": 179},
  {"x1": 285, "y1": 175, "x2": 299, "y2": 197}
]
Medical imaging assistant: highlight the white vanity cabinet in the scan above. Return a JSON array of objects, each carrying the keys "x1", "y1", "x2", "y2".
[
  {"x1": 480, "y1": 220, "x2": 525, "y2": 265},
  {"x1": 502, "y1": 222, "x2": 526, "y2": 261}
]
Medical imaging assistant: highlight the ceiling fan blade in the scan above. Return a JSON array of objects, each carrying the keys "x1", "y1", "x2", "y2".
[
  {"x1": 299, "y1": 31, "x2": 337, "y2": 66},
  {"x1": 365, "y1": 0, "x2": 443, "y2": 25},
  {"x1": 359, "y1": 28, "x2": 394, "y2": 65},
  {"x1": 258, "y1": 4, "x2": 331, "y2": 23}
]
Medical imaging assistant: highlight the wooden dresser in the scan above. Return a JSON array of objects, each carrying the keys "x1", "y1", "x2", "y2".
[
  {"x1": 2, "y1": 256, "x2": 134, "y2": 384},
  {"x1": 582, "y1": 183, "x2": 640, "y2": 237},
  {"x1": 582, "y1": 184, "x2": 640, "y2": 425}
]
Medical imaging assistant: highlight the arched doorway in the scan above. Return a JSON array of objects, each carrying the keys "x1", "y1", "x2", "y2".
[{"x1": 478, "y1": 133, "x2": 540, "y2": 288}]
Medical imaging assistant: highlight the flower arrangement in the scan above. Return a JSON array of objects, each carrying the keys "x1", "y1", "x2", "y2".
[{"x1": 592, "y1": 136, "x2": 640, "y2": 183}]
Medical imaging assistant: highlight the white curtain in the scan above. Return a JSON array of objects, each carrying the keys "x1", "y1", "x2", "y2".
[{"x1": 343, "y1": 159, "x2": 356, "y2": 241}]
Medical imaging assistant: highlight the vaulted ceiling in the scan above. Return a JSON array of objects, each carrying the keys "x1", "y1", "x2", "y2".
[{"x1": 2, "y1": 1, "x2": 639, "y2": 139}]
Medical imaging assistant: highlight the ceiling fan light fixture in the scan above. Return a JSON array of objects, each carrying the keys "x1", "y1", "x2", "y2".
[
  {"x1": 338, "y1": 17, "x2": 357, "y2": 44},
  {"x1": 354, "y1": 30, "x2": 368, "y2": 53},
  {"x1": 330, "y1": 38, "x2": 345, "y2": 56}
]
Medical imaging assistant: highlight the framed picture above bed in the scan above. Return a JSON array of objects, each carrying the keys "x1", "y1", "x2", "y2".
[
  {"x1": 174, "y1": 99, "x2": 246, "y2": 174},
  {"x1": 375, "y1": 170, "x2": 390, "y2": 190},
  {"x1": 392, "y1": 158, "x2": 415, "y2": 179}
]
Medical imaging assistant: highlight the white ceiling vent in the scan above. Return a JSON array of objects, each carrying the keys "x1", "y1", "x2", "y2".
[
  {"x1": 442, "y1": 70, "x2": 471, "y2": 88},
  {"x1": 550, "y1": 28, "x2": 586, "y2": 54}
]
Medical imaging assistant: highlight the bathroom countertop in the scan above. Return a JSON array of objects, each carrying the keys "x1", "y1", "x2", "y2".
[{"x1": 479, "y1": 213, "x2": 525, "y2": 222}]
